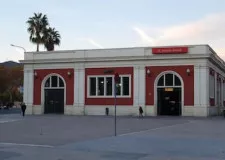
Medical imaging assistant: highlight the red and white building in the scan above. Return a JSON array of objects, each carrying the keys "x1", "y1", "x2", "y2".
[{"x1": 20, "y1": 44, "x2": 225, "y2": 117}]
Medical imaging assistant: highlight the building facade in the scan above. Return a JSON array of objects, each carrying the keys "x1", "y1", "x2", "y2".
[{"x1": 20, "y1": 45, "x2": 225, "y2": 117}]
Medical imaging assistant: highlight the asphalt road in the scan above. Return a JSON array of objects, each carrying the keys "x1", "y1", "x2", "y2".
[{"x1": 1, "y1": 115, "x2": 225, "y2": 160}]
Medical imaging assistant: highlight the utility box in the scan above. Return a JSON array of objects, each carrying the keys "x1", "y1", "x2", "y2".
[{"x1": 105, "y1": 108, "x2": 109, "y2": 116}]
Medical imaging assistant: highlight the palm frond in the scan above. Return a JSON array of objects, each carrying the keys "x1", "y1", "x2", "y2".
[
  {"x1": 26, "y1": 12, "x2": 50, "y2": 51},
  {"x1": 43, "y1": 27, "x2": 61, "y2": 51},
  {"x1": 27, "y1": 12, "x2": 61, "y2": 51}
]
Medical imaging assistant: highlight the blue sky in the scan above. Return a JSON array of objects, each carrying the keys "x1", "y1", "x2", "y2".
[{"x1": 1, "y1": 0, "x2": 225, "y2": 62}]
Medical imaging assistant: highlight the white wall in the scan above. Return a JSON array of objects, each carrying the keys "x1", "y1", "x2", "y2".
[
  {"x1": 192, "y1": 59, "x2": 225, "y2": 116},
  {"x1": 133, "y1": 66, "x2": 146, "y2": 114},
  {"x1": 24, "y1": 48, "x2": 145, "y2": 61},
  {"x1": 23, "y1": 45, "x2": 210, "y2": 62},
  {"x1": 84, "y1": 105, "x2": 137, "y2": 116},
  {"x1": 23, "y1": 45, "x2": 225, "y2": 117},
  {"x1": 207, "y1": 60, "x2": 225, "y2": 116},
  {"x1": 194, "y1": 63, "x2": 210, "y2": 116},
  {"x1": 73, "y1": 64, "x2": 85, "y2": 114},
  {"x1": 23, "y1": 66, "x2": 34, "y2": 115}
]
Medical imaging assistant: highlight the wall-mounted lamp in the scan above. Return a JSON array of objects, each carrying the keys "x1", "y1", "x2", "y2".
[
  {"x1": 34, "y1": 71, "x2": 38, "y2": 78},
  {"x1": 147, "y1": 69, "x2": 151, "y2": 76},
  {"x1": 186, "y1": 68, "x2": 190, "y2": 76},
  {"x1": 67, "y1": 71, "x2": 72, "y2": 77}
]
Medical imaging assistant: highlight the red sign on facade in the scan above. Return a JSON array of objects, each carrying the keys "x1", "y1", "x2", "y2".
[{"x1": 152, "y1": 47, "x2": 188, "y2": 54}]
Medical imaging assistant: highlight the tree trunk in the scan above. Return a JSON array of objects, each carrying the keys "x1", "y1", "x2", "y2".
[
  {"x1": 46, "y1": 42, "x2": 54, "y2": 51},
  {"x1": 7, "y1": 90, "x2": 12, "y2": 103},
  {"x1": 37, "y1": 43, "x2": 39, "y2": 52}
]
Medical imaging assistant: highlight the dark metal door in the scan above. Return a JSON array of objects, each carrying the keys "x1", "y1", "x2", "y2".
[
  {"x1": 44, "y1": 89, "x2": 64, "y2": 114},
  {"x1": 157, "y1": 88, "x2": 181, "y2": 116}
]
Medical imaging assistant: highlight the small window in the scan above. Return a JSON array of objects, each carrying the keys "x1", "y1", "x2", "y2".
[
  {"x1": 45, "y1": 78, "x2": 50, "y2": 87},
  {"x1": 175, "y1": 75, "x2": 181, "y2": 86},
  {"x1": 90, "y1": 78, "x2": 96, "y2": 96},
  {"x1": 223, "y1": 81, "x2": 225, "y2": 100},
  {"x1": 165, "y1": 74, "x2": 173, "y2": 86},
  {"x1": 116, "y1": 77, "x2": 121, "y2": 96},
  {"x1": 158, "y1": 76, "x2": 164, "y2": 86},
  {"x1": 209, "y1": 74, "x2": 215, "y2": 98},
  {"x1": 106, "y1": 77, "x2": 113, "y2": 96},
  {"x1": 51, "y1": 76, "x2": 58, "y2": 87},
  {"x1": 122, "y1": 77, "x2": 129, "y2": 96},
  {"x1": 59, "y1": 78, "x2": 64, "y2": 87},
  {"x1": 98, "y1": 77, "x2": 104, "y2": 96},
  {"x1": 88, "y1": 75, "x2": 131, "y2": 97},
  {"x1": 157, "y1": 73, "x2": 182, "y2": 87},
  {"x1": 44, "y1": 75, "x2": 65, "y2": 88}
]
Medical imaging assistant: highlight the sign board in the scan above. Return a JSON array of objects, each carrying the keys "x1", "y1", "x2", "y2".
[
  {"x1": 165, "y1": 88, "x2": 173, "y2": 92},
  {"x1": 104, "y1": 69, "x2": 114, "y2": 74},
  {"x1": 152, "y1": 47, "x2": 188, "y2": 54}
]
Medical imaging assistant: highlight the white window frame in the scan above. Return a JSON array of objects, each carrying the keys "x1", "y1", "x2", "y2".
[
  {"x1": 216, "y1": 76, "x2": 222, "y2": 106},
  {"x1": 217, "y1": 80, "x2": 221, "y2": 105},
  {"x1": 44, "y1": 76, "x2": 65, "y2": 89},
  {"x1": 87, "y1": 74, "x2": 131, "y2": 98},
  {"x1": 223, "y1": 80, "x2": 225, "y2": 104},
  {"x1": 41, "y1": 73, "x2": 66, "y2": 106},
  {"x1": 157, "y1": 74, "x2": 182, "y2": 88}
]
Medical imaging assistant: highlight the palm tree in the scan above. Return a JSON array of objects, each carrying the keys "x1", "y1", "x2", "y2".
[
  {"x1": 27, "y1": 13, "x2": 49, "y2": 52},
  {"x1": 43, "y1": 27, "x2": 61, "y2": 51}
]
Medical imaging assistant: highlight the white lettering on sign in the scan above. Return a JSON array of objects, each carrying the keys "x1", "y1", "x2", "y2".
[
  {"x1": 152, "y1": 47, "x2": 188, "y2": 54},
  {"x1": 158, "y1": 48, "x2": 182, "y2": 53}
]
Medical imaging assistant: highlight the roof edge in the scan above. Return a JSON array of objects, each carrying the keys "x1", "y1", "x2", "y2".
[{"x1": 25, "y1": 44, "x2": 210, "y2": 54}]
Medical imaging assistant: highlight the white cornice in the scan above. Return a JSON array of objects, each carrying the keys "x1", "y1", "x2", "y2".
[
  {"x1": 209, "y1": 54, "x2": 225, "y2": 73},
  {"x1": 20, "y1": 54, "x2": 210, "y2": 64},
  {"x1": 25, "y1": 44, "x2": 209, "y2": 54}
]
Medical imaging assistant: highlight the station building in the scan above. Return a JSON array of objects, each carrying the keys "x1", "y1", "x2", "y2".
[{"x1": 20, "y1": 44, "x2": 225, "y2": 117}]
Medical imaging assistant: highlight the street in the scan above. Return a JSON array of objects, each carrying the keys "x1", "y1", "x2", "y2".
[{"x1": 0, "y1": 115, "x2": 225, "y2": 160}]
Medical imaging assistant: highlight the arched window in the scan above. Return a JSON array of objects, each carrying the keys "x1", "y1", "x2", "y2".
[
  {"x1": 157, "y1": 73, "x2": 181, "y2": 87},
  {"x1": 44, "y1": 75, "x2": 65, "y2": 88}
]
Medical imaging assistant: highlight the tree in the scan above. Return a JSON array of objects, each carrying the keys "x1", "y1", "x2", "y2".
[
  {"x1": 0, "y1": 66, "x2": 23, "y2": 103},
  {"x1": 43, "y1": 27, "x2": 61, "y2": 51},
  {"x1": 0, "y1": 67, "x2": 9, "y2": 93},
  {"x1": 27, "y1": 13, "x2": 49, "y2": 52}
]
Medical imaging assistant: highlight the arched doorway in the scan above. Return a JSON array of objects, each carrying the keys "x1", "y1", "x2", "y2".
[
  {"x1": 43, "y1": 75, "x2": 65, "y2": 114},
  {"x1": 155, "y1": 72, "x2": 183, "y2": 116}
]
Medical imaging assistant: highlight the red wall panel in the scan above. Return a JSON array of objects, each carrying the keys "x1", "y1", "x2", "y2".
[
  {"x1": 145, "y1": 65, "x2": 194, "y2": 106},
  {"x1": 85, "y1": 67, "x2": 133, "y2": 105},
  {"x1": 33, "y1": 69, "x2": 74, "y2": 105}
]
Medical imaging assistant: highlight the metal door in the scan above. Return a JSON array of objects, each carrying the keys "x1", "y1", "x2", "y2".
[
  {"x1": 44, "y1": 89, "x2": 64, "y2": 114},
  {"x1": 157, "y1": 88, "x2": 181, "y2": 116}
]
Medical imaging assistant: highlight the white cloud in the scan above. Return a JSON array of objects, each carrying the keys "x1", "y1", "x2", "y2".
[
  {"x1": 77, "y1": 38, "x2": 104, "y2": 49},
  {"x1": 157, "y1": 13, "x2": 225, "y2": 43},
  {"x1": 14, "y1": 48, "x2": 24, "y2": 54},
  {"x1": 216, "y1": 48, "x2": 225, "y2": 59},
  {"x1": 132, "y1": 27, "x2": 155, "y2": 44},
  {"x1": 87, "y1": 38, "x2": 104, "y2": 49},
  {"x1": 133, "y1": 12, "x2": 225, "y2": 56}
]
